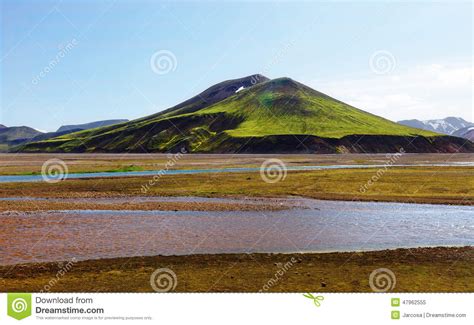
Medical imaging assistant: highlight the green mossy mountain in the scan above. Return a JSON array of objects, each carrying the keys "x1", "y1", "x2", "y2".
[{"x1": 17, "y1": 75, "x2": 473, "y2": 153}]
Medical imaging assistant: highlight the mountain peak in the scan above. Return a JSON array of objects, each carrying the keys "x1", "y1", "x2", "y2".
[
  {"x1": 254, "y1": 76, "x2": 327, "y2": 98},
  {"x1": 444, "y1": 116, "x2": 470, "y2": 124},
  {"x1": 147, "y1": 74, "x2": 270, "y2": 119}
]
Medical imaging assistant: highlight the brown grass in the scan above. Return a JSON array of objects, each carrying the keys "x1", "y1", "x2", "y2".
[
  {"x1": 1, "y1": 166, "x2": 472, "y2": 205},
  {"x1": 1, "y1": 247, "x2": 472, "y2": 292}
]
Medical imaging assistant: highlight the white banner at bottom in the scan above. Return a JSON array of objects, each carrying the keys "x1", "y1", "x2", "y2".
[{"x1": 0, "y1": 293, "x2": 471, "y2": 324}]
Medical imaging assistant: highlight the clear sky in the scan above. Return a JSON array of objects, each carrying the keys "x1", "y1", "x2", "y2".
[{"x1": 1, "y1": 0, "x2": 472, "y2": 131}]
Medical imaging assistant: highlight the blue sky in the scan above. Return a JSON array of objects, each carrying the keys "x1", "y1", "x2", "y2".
[{"x1": 1, "y1": 0, "x2": 472, "y2": 131}]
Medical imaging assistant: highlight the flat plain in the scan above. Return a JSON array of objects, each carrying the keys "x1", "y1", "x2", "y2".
[{"x1": 0, "y1": 153, "x2": 473, "y2": 292}]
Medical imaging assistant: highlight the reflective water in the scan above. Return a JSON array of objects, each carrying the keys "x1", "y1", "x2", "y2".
[
  {"x1": 1, "y1": 162, "x2": 472, "y2": 183},
  {"x1": 1, "y1": 198, "x2": 472, "y2": 265}
]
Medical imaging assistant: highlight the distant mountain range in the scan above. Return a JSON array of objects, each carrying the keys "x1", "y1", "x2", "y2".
[
  {"x1": 16, "y1": 74, "x2": 473, "y2": 154},
  {"x1": 398, "y1": 117, "x2": 473, "y2": 137},
  {"x1": 0, "y1": 119, "x2": 128, "y2": 152}
]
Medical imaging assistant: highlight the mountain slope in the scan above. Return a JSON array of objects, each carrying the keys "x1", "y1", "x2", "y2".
[
  {"x1": 0, "y1": 119, "x2": 129, "y2": 152},
  {"x1": 17, "y1": 75, "x2": 473, "y2": 154},
  {"x1": 0, "y1": 126, "x2": 42, "y2": 142},
  {"x1": 143, "y1": 74, "x2": 270, "y2": 120},
  {"x1": 57, "y1": 119, "x2": 129, "y2": 133},
  {"x1": 398, "y1": 117, "x2": 473, "y2": 135},
  {"x1": 195, "y1": 78, "x2": 437, "y2": 138},
  {"x1": 453, "y1": 126, "x2": 474, "y2": 141},
  {"x1": 0, "y1": 126, "x2": 43, "y2": 152},
  {"x1": 29, "y1": 128, "x2": 83, "y2": 142}
]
